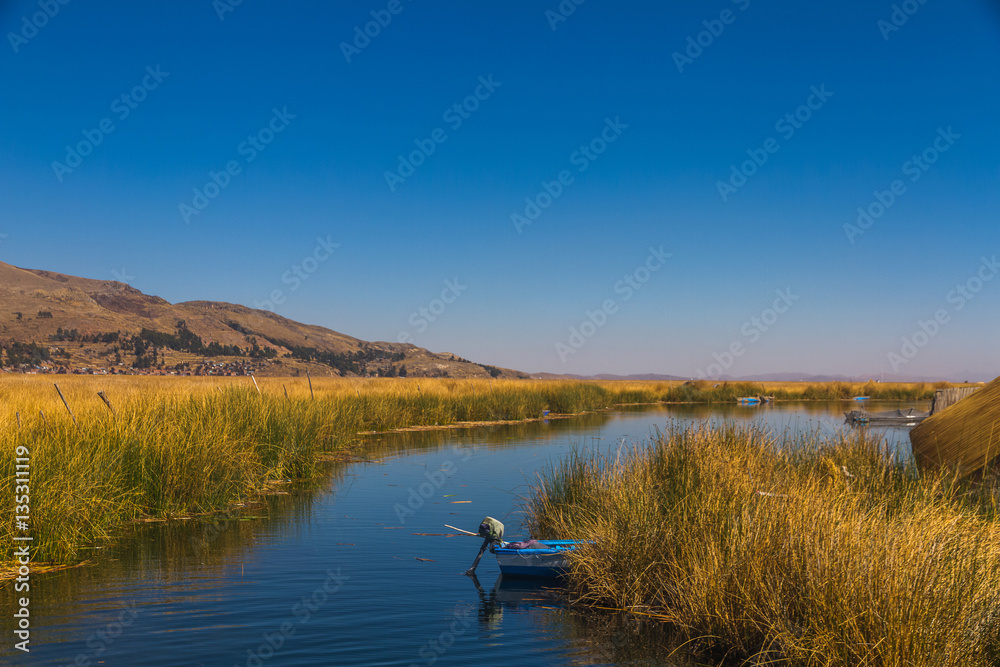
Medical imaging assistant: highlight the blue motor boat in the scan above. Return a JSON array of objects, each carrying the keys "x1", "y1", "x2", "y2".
[
  {"x1": 453, "y1": 516, "x2": 587, "y2": 578},
  {"x1": 492, "y1": 540, "x2": 582, "y2": 578}
]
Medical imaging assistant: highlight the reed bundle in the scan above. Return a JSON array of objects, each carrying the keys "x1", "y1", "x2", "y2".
[{"x1": 910, "y1": 376, "x2": 1000, "y2": 476}]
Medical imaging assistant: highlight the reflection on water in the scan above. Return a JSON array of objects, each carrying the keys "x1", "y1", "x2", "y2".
[
  {"x1": 2, "y1": 401, "x2": 926, "y2": 666},
  {"x1": 469, "y1": 575, "x2": 697, "y2": 667}
]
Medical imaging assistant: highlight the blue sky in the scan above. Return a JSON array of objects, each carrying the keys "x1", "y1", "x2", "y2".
[{"x1": 1, "y1": 0, "x2": 998, "y2": 379}]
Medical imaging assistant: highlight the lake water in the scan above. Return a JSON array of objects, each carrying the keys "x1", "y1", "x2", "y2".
[{"x1": 5, "y1": 401, "x2": 925, "y2": 666}]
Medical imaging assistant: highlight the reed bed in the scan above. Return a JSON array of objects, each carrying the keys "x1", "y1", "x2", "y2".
[
  {"x1": 525, "y1": 425, "x2": 1000, "y2": 667},
  {"x1": 0, "y1": 375, "x2": 639, "y2": 563},
  {"x1": 0, "y1": 375, "x2": 954, "y2": 566}
]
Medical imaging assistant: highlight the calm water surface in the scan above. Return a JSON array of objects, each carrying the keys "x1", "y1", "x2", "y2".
[{"x1": 5, "y1": 401, "x2": 924, "y2": 666}]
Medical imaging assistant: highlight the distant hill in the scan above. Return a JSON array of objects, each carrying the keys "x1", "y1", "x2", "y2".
[
  {"x1": 0, "y1": 261, "x2": 524, "y2": 379},
  {"x1": 530, "y1": 372, "x2": 689, "y2": 381},
  {"x1": 531, "y1": 371, "x2": 984, "y2": 383}
]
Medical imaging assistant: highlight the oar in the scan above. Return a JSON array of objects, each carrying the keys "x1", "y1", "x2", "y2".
[{"x1": 444, "y1": 524, "x2": 480, "y2": 537}]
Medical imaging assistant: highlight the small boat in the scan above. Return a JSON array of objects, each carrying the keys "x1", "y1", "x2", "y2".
[
  {"x1": 492, "y1": 540, "x2": 582, "y2": 578},
  {"x1": 450, "y1": 516, "x2": 586, "y2": 579},
  {"x1": 844, "y1": 407, "x2": 928, "y2": 426}
]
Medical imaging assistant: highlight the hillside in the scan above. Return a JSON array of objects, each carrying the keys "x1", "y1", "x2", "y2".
[{"x1": 0, "y1": 262, "x2": 522, "y2": 379}]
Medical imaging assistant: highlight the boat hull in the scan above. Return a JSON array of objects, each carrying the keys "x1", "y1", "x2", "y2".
[{"x1": 492, "y1": 540, "x2": 582, "y2": 578}]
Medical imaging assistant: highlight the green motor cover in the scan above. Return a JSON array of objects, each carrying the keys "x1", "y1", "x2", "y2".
[{"x1": 478, "y1": 516, "x2": 504, "y2": 541}]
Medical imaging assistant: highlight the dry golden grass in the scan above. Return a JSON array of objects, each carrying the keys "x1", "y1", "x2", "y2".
[
  {"x1": 0, "y1": 375, "x2": 634, "y2": 564},
  {"x1": 0, "y1": 375, "x2": 961, "y2": 568},
  {"x1": 0, "y1": 375, "x2": 952, "y2": 424},
  {"x1": 526, "y1": 425, "x2": 1000, "y2": 667}
]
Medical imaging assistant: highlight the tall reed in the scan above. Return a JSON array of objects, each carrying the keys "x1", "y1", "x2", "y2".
[{"x1": 526, "y1": 425, "x2": 1000, "y2": 666}]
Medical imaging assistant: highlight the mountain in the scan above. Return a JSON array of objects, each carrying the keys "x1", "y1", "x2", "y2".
[
  {"x1": 530, "y1": 372, "x2": 689, "y2": 381},
  {"x1": 0, "y1": 262, "x2": 523, "y2": 378},
  {"x1": 532, "y1": 371, "x2": 982, "y2": 383}
]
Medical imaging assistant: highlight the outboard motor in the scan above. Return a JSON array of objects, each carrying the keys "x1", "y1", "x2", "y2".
[
  {"x1": 466, "y1": 516, "x2": 504, "y2": 576},
  {"x1": 478, "y1": 516, "x2": 504, "y2": 544}
]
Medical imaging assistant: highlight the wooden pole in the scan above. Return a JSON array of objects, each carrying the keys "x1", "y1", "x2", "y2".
[
  {"x1": 97, "y1": 391, "x2": 116, "y2": 415},
  {"x1": 54, "y1": 383, "x2": 77, "y2": 426},
  {"x1": 251, "y1": 374, "x2": 261, "y2": 395},
  {"x1": 15, "y1": 411, "x2": 21, "y2": 430},
  {"x1": 283, "y1": 384, "x2": 289, "y2": 401},
  {"x1": 307, "y1": 372, "x2": 314, "y2": 400},
  {"x1": 444, "y1": 524, "x2": 480, "y2": 537}
]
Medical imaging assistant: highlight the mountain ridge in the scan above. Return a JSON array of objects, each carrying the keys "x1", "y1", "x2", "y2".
[
  {"x1": 0, "y1": 261, "x2": 522, "y2": 378},
  {"x1": 530, "y1": 371, "x2": 986, "y2": 383}
]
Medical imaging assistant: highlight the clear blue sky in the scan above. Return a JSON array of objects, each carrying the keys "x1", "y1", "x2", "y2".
[{"x1": 1, "y1": 0, "x2": 998, "y2": 379}]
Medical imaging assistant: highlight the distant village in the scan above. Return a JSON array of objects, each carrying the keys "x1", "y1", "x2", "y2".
[
  {"x1": 0, "y1": 322, "x2": 405, "y2": 378},
  {"x1": 0, "y1": 359, "x2": 271, "y2": 377},
  {"x1": 0, "y1": 321, "x2": 506, "y2": 379}
]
